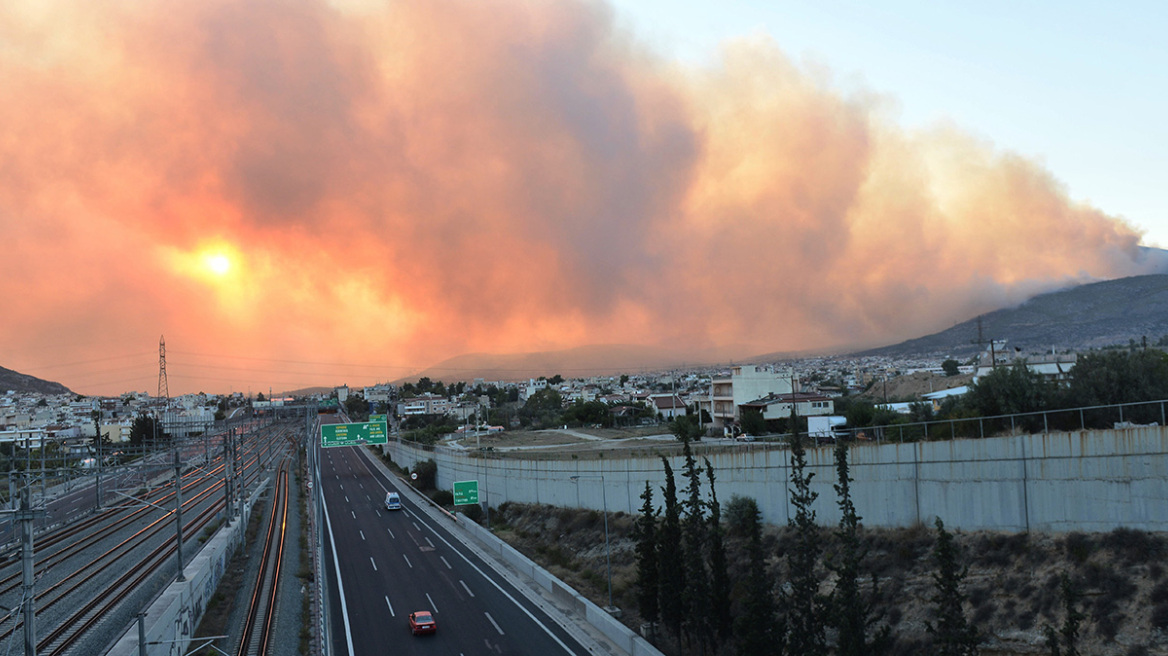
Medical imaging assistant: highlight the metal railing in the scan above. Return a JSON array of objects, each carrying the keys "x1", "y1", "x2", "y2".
[{"x1": 829, "y1": 398, "x2": 1168, "y2": 444}]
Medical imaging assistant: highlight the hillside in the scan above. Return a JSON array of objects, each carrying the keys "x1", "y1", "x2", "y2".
[
  {"x1": 0, "y1": 365, "x2": 72, "y2": 395},
  {"x1": 399, "y1": 343, "x2": 750, "y2": 384},
  {"x1": 858, "y1": 274, "x2": 1168, "y2": 359},
  {"x1": 491, "y1": 502, "x2": 1168, "y2": 656}
]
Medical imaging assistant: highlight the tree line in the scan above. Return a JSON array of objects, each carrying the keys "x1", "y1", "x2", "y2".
[
  {"x1": 830, "y1": 349, "x2": 1168, "y2": 439},
  {"x1": 633, "y1": 428, "x2": 1089, "y2": 655}
]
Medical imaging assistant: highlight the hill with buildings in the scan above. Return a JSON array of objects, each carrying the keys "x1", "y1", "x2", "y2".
[
  {"x1": 398, "y1": 343, "x2": 747, "y2": 384},
  {"x1": 856, "y1": 274, "x2": 1168, "y2": 360},
  {"x1": 0, "y1": 365, "x2": 72, "y2": 396}
]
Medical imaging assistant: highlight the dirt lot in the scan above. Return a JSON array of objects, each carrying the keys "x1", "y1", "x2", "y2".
[
  {"x1": 858, "y1": 371, "x2": 974, "y2": 400},
  {"x1": 453, "y1": 425, "x2": 667, "y2": 448}
]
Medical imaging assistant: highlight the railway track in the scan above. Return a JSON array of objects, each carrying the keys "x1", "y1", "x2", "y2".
[
  {"x1": 0, "y1": 420, "x2": 295, "y2": 655},
  {"x1": 239, "y1": 462, "x2": 290, "y2": 656}
]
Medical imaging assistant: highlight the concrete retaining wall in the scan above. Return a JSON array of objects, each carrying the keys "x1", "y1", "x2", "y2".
[
  {"x1": 384, "y1": 426, "x2": 1168, "y2": 532},
  {"x1": 107, "y1": 481, "x2": 267, "y2": 656}
]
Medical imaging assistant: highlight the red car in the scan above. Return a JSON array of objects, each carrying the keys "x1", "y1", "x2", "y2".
[{"x1": 409, "y1": 610, "x2": 437, "y2": 635}]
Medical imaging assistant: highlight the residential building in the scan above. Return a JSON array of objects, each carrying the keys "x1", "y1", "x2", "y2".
[
  {"x1": 649, "y1": 394, "x2": 688, "y2": 420},
  {"x1": 704, "y1": 365, "x2": 795, "y2": 429},
  {"x1": 397, "y1": 394, "x2": 451, "y2": 417},
  {"x1": 740, "y1": 392, "x2": 834, "y2": 422}
]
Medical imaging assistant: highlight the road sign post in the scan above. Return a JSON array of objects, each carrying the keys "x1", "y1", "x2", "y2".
[
  {"x1": 452, "y1": 480, "x2": 479, "y2": 506},
  {"x1": 320, "y1": 421, "x2": 388, "y2": 448}
]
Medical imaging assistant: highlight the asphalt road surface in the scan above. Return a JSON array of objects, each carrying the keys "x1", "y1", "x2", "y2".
[{"x1": 319, "y1": 445, "x2": 597, "y2": 656}]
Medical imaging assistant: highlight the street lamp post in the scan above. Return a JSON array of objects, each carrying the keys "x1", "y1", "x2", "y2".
[{"x1": 570, "y1": 474, "x2": 616, "y2": 614}]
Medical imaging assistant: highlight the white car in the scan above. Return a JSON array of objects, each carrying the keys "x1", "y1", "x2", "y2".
[{"x1": 385, "y1": 491, "x2": 402, "y2": 510}]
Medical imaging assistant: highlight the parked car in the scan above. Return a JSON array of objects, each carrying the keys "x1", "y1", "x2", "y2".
[
  {"x1": 385, "y1": 491, "x2": 402, "y2": 510},
  {"x1": 408, "y1": 610, "x2": 436, "y2": 635}
]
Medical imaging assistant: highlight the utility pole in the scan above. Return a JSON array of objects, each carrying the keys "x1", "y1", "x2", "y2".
[
  {"x1": 971, "y1": 315, "x2": 998, "y2": 372},
  {"x1": 173, "y1": 450, "x2": 185, "y2": 582},
  {"x1": 18, "y1": 484, "x2": 43, "y2": 656},
  {"x1": 234, "y1": 426, "x2": 244, "y2": 519},
  {"x1": 223, "y1": 430, "x2": 233, "y2": 524}
]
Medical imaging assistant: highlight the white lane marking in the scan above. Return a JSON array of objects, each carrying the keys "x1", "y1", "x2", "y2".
[
  {"x1": 351, "y1": 511, "x2": 355, "y2": 519},
  {"x1": 440, "y1": 556, "x2": 452, "y2": 569},
  {"x1": 370, "y1": 557, "x2": 378, "y2": 572},
  {"x1": 345, "y1": 496, "x2": 349, "y2": 503},
  {"x1": 360, "y1": 530, "x2": 366, "y2": 541},
  {"x1": 349, "y1": 448, "x2": 579, "y2": 654},
  {"x1": 387, "y1": 528, "x2": 395, "y2": 539},
  {"x1": 385, "y1": 595, "x2": 395, "y2": 617},
  {"x1": 365, "y1": 494, "x2": 370, "y2": 501},
  {"x1": 426, "y1": 593, "x2": 438, "y2": 613},
  {"x1": 425, "y1": 537, "x2": 435, "y2": 548},
  {"x1": 375, "y1": 510, "x2": 381, "y2": 517},
  {"x1": 460, "y1": 580, "x2": 475, "y2": 597},
  {"x1": 359, "y1": 482, "x2": 364, "y2": 489},
  {"x1": 413, "y1": 522, "x2": 421, "y2": 531},
  {"x1": 403, "y1": 554, "x2": 412, "y2": 568},
  {"x1": 320, "y1": 472, "x2": 357, "y2": 656},
  {"x1": 340, "y1": 483, "x2": 344, "y2": 490},
  {"x1": 485, "y1": 612, "x2": 504, "y2": 635}
]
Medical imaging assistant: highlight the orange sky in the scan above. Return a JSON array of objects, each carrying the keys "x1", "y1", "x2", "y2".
[{"x1": 0, "y1": 0, "x2": 1160, "y2": 396}]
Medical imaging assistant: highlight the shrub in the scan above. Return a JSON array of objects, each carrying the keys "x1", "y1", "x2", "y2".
[
  {"x1": 1063, "y1": 532, "x2": 1096, "y2": 564},
  {"x1": 411, "y1": 459, "x2": 438, "y2": 490},
  {"x1": 1102, "y1": 527, "x2": 1164, "y2": 565},
  {"x1": 975, "y1": 532, "x2": 1030, "y2": 567},
  {"x1": 724, "y1": 495, "x2": 760, "y2": 537},
  {"x1": 431, "y1": 490, "x2": 453, "y2": 506},
  {"x1": 1082, "y1": 562, "x2": 1136, "y2": 640},
  {"x1": 459, "y1": 503, "x2": 483, "y2": 522}
]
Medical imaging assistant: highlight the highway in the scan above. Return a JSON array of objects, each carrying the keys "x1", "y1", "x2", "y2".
[{"x1": 318, "y1": 444, "x2": 594, "y2": 656}]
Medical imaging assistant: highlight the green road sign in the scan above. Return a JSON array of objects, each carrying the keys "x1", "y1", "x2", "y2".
[
  {"x1": 370, "y1": 414, "x2": 388, "y2": 426},
  {"x1": 320, "y1": 398, "x2": 339, "y2": 408},
  {"x1": 320, "y1": 421, "x2": 388, "y2": 447},
  {"x1": 452, "y1": 480, "x2": 479, "y2": 506}
]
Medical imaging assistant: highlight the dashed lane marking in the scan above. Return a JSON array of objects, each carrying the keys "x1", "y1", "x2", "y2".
[{"x1": 485, "y1": 612, "x2": 504, "y2": 635}]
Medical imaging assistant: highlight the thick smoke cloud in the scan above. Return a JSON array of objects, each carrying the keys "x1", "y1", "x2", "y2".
[{"x1": 0, "y1": 0, "x2": 1155, "y2": 394}]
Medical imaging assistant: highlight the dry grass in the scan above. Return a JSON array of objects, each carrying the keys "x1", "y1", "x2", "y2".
[{"x1": 490, "y1": 501, "x2": 1168, "y2": 656}]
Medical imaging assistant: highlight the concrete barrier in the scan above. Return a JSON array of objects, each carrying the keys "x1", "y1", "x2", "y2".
[
  {"x1": 384, "y1": 425, "x2": 1168, "y2": 533},
  {"x1": 106, "y1": 480, "x2": 267, "y2": 656}
]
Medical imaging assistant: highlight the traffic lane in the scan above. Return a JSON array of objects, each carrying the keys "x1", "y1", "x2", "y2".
[
  {"x1": 349, "y1": 448, "x2": 589, "y2": 655},
  {"x1": 324, "y1": 446, "x2": 586, "y2": 655},
  {"x1": 323, "y1": 448, "x2": 467, "y2": 656}
]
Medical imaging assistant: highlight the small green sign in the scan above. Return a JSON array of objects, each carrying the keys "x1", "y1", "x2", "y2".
[
  {"x1": 320, "y1": 421, "x2": 388, "y2": 447},
  {"x1": 452, "y1": 480, "x2": 479, "y2": 506},
  {"x1": 370, "y1": 414, "x2": 388, "y2": 426}
]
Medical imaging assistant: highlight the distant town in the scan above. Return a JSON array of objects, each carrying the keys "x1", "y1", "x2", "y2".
[{"x1": 2, "y1": 339, "x2": 1093, "y2": 453}]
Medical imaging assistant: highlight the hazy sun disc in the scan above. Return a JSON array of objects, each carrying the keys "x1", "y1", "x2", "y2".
[{"x1": 205, "y1": 254, "x2": 231, "y2": 276}]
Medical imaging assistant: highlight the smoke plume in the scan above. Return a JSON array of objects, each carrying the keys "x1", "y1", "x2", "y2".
[{"x1": 0, "y1": 0, "x2": 1155, "y2": 394}]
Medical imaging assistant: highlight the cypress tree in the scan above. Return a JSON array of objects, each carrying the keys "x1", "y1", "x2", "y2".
[
  {"x1": 681, "y1": 437, "x2": 712, "y2": 652},
  {"x1": 705, "y1": 460, "x2": 732, "y2": 643},
  {"x1": 734, "y1": 495, "x2": 783, "y2": 656},
  {"x1": 1044, "y1": 572, "x2": 1083, "y2": 656},
  {"x1": 658, "y1": 457, "x2": 687, "y2": 647},
  {"x1": 635, "y1": 481, "x2": 660, "y2": 635},
  {"x1": 830, "y1": 443, "x2": 891, "y2": 656},
  {"x1": 927, "y1": 517, "x2": 980, "y2": 656},
  {"x1": 786, "y1": 424, "x2": 826, "y2": 656}
]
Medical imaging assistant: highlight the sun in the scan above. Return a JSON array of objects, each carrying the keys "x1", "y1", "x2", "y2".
[{"x1": 204, "y1": 253, "x2": 232, "y2": 276}]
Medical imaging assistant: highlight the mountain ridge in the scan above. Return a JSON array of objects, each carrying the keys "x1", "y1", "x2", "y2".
[
  {"x1": 0, "y1": 365, "x2": 73, "y2": 396},
  {"x1": 855, "y1": 273, "x2": 1168, "y2": 359},
  {"x1": 7, "y1": 275, "x2": 1168, "y2": 394}
]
